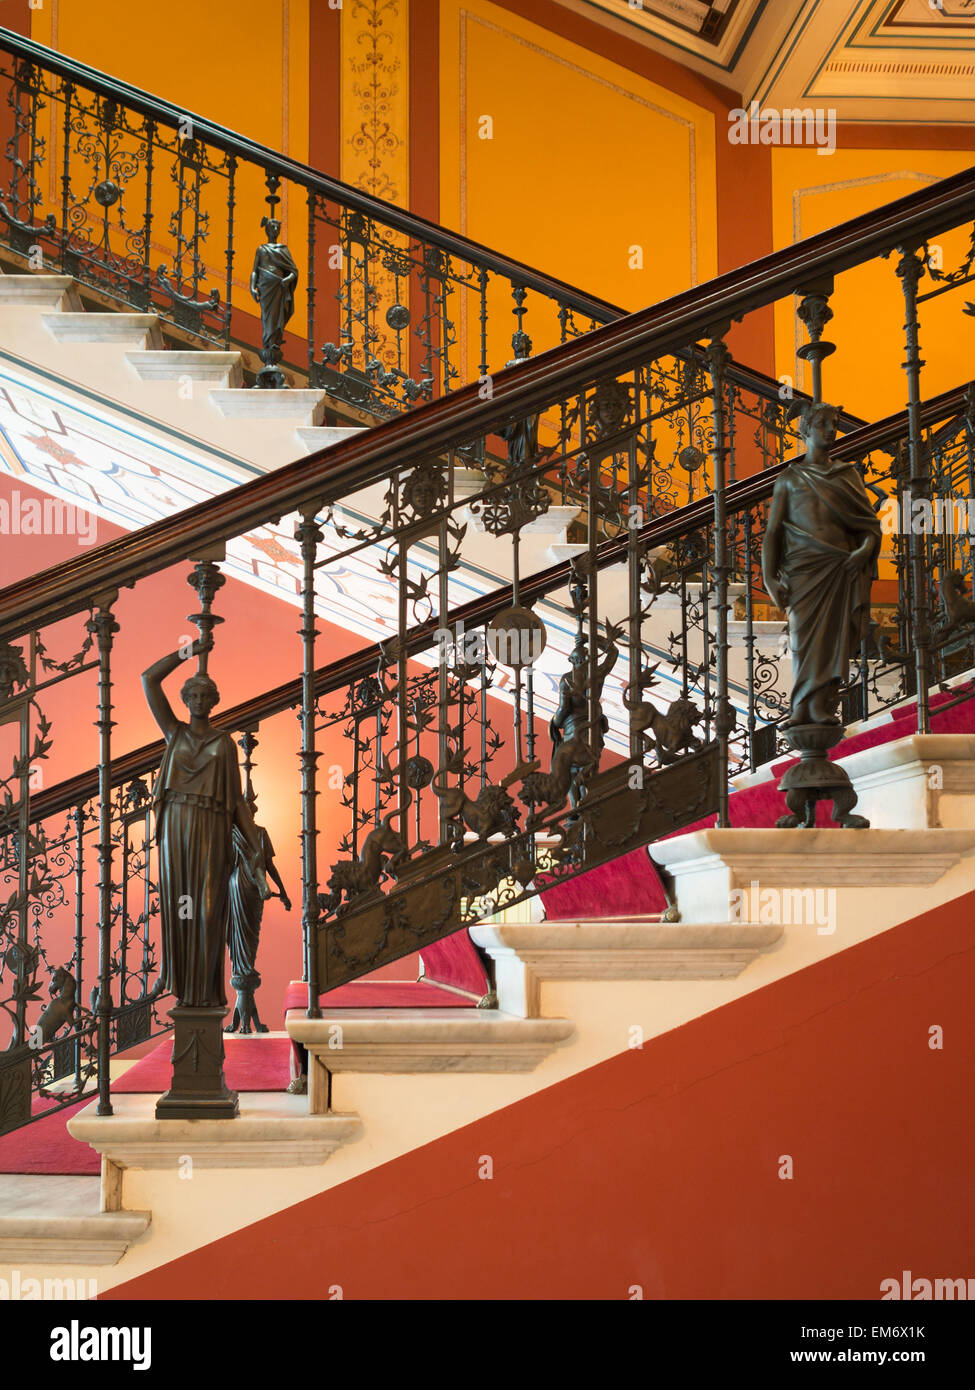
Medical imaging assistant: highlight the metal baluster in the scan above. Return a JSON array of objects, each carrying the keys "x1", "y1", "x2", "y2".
[
  {"x1": 706, "y1": 332, "x2": 732, "y2": 827},
  {"x1": 223, "y1": 153, "x2": 236, "y2": 348},
  {"x1": 89, "y1": 598, "x2": 119, "y2": 1116},
  {"x1": 72, "y1": 802, "x2": 85, "y2": 1094},
  {"x1": 896, "y1": 245, "x2": 932, "y2": 734},
  {"x1": 297, "y1": 509, "x2": 323, "y2": 1017},
  {"x1": 306, "y1": 188, "x2": 317, "y2": 382}
]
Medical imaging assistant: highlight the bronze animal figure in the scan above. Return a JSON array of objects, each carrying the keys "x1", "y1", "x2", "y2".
[
  {"x1": 938, "y1": 569, "x2": 975, "y2": 639},
  {"x1": 517, "y1": 731, "x2": 596, "y2": 815},
  {"x1": 320, "y1": 810, "x2": 407, "y2": 912},
  {"x1": 433, "y1": 757, "x2": 522, "y2": 847},
  {"x1": 37, "y1": 966, "x2": 77, "y2": 1045},
  {"x1": 640, "y1": 694, "x2": 704, "y2": 764}
]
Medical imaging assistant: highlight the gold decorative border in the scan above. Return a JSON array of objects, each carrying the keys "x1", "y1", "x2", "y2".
[{"x1": 341, "y1": 0, "x2": 409, "y2": 205}]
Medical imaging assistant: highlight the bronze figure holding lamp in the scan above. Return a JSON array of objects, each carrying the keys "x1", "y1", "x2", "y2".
[{"x1": 142, "y1": 559, "x2": 269, "y2": 1117}]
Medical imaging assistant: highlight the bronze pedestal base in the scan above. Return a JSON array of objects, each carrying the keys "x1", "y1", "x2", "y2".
[
  {"x1": 155, "y1": 1006, "x2": 239, "y2": 1120},
  {"x1": 227, "y1": 969, "x2": 269, "y2": 1035},
  {"x1": 255, "y1": 364, "x2": 287, "y2": 389},
  {"x1": 775, "y1": 722, "x2": 869, "y2": 829}
]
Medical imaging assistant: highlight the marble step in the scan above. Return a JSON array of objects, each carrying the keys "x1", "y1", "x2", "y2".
[
  {"x1": 0, "y1": 1175, "x2": 149, "y2": 1267},
  {"x1": 125, "y1": 349, "x2": 244, "y2": 385},
  {"x1": 0, "y1": 274, "x2": 82, "y2": 310},
  {"x1": 469, "y1": 916, "x2": 783, "y2": 1015},
  {"x1": 295, "y1": 424, "x2": 367, "y2": 453},
  {"x1": 287, "y1": 1008, "x2": 574, "y2": 1102},
  {"x1": 42, "y1": 312, "x2": 163, "y2": 345},
  {"x1": 650, "y1": 827, "x2": 975, "y2": 924},
  {"x1": 844, "y1": 733, "x2": 975, "y2": 830},
  {"x1": 67, "y1": 1091, "x2": 361, "y2": 1170},
  {"x1": 210, "y1": 388, "x2": 327, "y2": 423},
  {"x1": 727, "y1": 619, "x2": 786, "y2": 649}
]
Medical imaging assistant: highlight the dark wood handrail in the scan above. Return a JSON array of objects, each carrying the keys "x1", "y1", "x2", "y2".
[
  {"x1": 0, "y1": 28, "x2": 857, "y2": 429},
  {"x1": 1, "y1": 160, "x2": 973, "y2": 645},
  {"x1": 15, "y1": 380, "x2": 969, "y2": 826}
]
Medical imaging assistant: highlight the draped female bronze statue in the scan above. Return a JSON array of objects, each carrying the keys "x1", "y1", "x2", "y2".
[
  {"x1": 762, "y1": 399, "x2": 882, "y2": 828},
  {"x1": 762, "y1": 400, "x2": 881, "y2": 727},
  {"x1": 226, "y1": 801, "x2": 290, "y2": 1034},
  {"x1": 250, "y1": 217, "x2": 298, "y2": 387},
  {"x1": 142, "y1": 641, "x2": 269, "y2": 1009}
]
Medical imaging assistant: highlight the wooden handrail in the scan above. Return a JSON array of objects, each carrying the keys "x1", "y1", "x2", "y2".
[
  {"x1": 1, "y1": 161, "x2": 973, "y2": 645},
  {"x1": 0, "y1": 30, "x2": 858, "y2": 431},
  {"x1": 16, "y1": 380, "x2": 969, "y2": 826}
]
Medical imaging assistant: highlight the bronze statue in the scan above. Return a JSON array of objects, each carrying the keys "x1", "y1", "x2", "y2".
[
  {"x1": 226, "y1": 801, "x2": 290, "y2": 1034},
  {"x1": 321, "y1": 808, "x2": 407, "y2": 911},
  {"x1": 938, "y1": 569, "x2": 975, "y2": 640},
  {"x1": 250, "y1": 217, "x2": 298, "y2": 387},
  {"x1": 433, "y1": 749, "x2": 522, "y2": 847},
  {"x1": 142, "y1": 640, "x2": 269, "y2": 1008},
  {"x1": 36, "y1": 966, "x2": 77, "y2": 1045},
  {"x1": 762, "y1": 400, "x2": 881, "y2": 727},
  {"x1": 520, "y1": 620, "x2": 620, "y2": 813}
]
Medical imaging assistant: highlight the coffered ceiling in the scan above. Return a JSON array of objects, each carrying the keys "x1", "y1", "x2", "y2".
[{"x1": 557, "y1": 0, "x2": 975, "y2": 125}]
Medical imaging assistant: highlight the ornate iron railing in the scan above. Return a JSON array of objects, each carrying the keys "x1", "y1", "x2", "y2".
[
  {"x1": 0, "y1": 23, "x2": 860, "y2": 465},
  {"x1": 1, "y1": 119, "x2": 974, "y2": 1127}
]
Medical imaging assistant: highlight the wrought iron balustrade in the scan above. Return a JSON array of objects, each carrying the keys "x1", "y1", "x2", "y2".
[
  {"x1": 0, "y1": 23, "x2": 857, "y2": 507},
  {"x1": 1, "y1": 150, "x2": 975, "y2": 1128}
]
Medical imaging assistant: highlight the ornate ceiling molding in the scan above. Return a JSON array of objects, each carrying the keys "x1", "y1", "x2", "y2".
[{"x1": 553, "y1": 0, "x2": 975, "y2": 124}]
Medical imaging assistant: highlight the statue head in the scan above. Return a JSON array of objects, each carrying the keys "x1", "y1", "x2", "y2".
[
  {"x1": 180, "y1": 672, "x2": 220, "y2": 718},
  {"x1": 262, "y1": 217, "x2": 282, "y2": 243},
  {"x1": 795, "y1": 399, "x2": 842, "y2": 452}
]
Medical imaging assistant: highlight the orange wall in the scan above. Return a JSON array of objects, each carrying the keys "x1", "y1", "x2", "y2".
[{"x1": 105, "y1": 886, "x2": 975, "y2": 1300}]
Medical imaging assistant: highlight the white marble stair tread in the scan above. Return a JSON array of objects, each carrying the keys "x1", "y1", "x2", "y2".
[
  {"x1": 42, "y1": 312, "x2": 163, "y2": 345},
  {"x1": 650, "y1": 827, "x2": 975, "y2": 924},
  {"x1": 471, "y1": 916, "x2": 783, "y2": 980},
  {"x1": 210, "y1": 388, "x2": 327, "y2": 423},
  {"x1": 125, "y1": 349, "x2": 244, "y2": 385},
  {"x1": 295, "y1": 424, "x2": 367, "y2": 452},
  {"x1": 67, "y1": 1091, "x2": 361, "y2": 1169},
  {"x1": 0, "y1": 1174, "x2": 150, "y2": 1266},
  {"x1": 727, "y1": 619, "x2": 785, "y2": 647},
  {"x1": 651, "y1": 827, "x2": 975, "y2": 885},
  {"x1": 0, "y1": 274, "x2": 82, "y2": 309},
  {"x1": 843, "y1": 733, "x2": 975, "y2": 829},
  {"x1": 287, "y1": 1007, "x2": 574, "y2": 1073}
]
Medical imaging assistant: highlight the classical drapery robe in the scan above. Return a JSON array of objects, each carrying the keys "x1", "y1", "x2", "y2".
[
  {"x1": 781, "y1": 459, "x2": 882, "y2": 722},
  {"x1": 227, "y1": 824, "x2": 273, "y2": 978},
  {"x1": 153, "y1": 724, "x2": 246, "y2": 1008},
  {"x1": 251, "y1": 242, "x2": 298, "y2": 358}
]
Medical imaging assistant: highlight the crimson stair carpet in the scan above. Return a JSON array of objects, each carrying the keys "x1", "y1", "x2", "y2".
[
  {"x1": 0, "y1": 1035, "x2": 293, "y2": 1176},
  {"x1": 540, "y1": 686, "x2": 975, "y2": 919}
]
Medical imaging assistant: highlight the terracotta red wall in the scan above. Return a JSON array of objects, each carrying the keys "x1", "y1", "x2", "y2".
[
  {"x1": 106, "y1": 887, "x2": 975, "y2": 1299},
  {"x1": 0, "y1": 472, "x2": 419, "y2": 1027}
]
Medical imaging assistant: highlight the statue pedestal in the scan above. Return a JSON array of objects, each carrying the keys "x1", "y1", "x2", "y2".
[
  {"x1": 775, "y1": 723, "x2": 869, "y2": 829},
  {"x1": 155, "y1": 1006, "x2": 239, "y2": 1121},
  {"x1": 255, "y1": 363, "x2": 287, "y2": 389}
]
